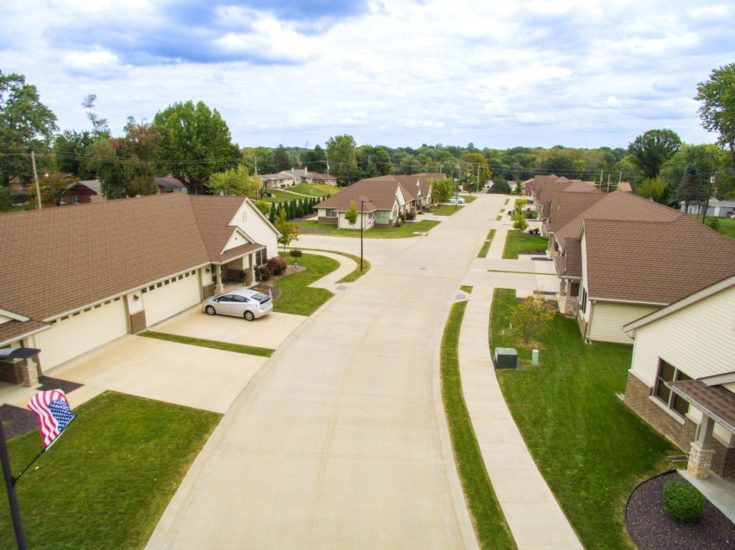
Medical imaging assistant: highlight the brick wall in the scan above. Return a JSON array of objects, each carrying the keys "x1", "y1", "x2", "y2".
[
  {"x1": 129, "y1": 310, "x2": 147, "y2": 334},
  {"x1": 624, "y1": 372, "x2": 734, "y2": 478}
]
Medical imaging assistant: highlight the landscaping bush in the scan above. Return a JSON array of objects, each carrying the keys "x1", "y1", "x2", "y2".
[
  {"x1": 705, "y1": 217, "x2": 720, "y2": 232},
  {"x1": 255, "y1": 264, "x2": 272, "y2": 280},
  {"x1": 512, "y1": 214, "x2": 528, "y2": 231},
  {"x1": 663, "y1": 479, "x2": 705, "y2": 523},
  {"x1": 406, "y1": 210, "x2": 416, "y2": 221},
  {"x1": 267, "y1": 256, "x2": 287, "y2": 276},
  {"x1": 289, "y1": 249, "x2": 302, "y2": 265}
]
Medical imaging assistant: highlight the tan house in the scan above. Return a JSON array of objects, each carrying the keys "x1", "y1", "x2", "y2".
[
  {"x1": 0, "y1": 194, "x2": 279, "y2": 384},
  {"x1": 315, "y1": 179, "x2": 408, "y2": 229},
  {"x1": 261, "y1": 167, "x2": 337, "y2": 189},
  {"x1": 359, "y1": 174, "x2": 436, "y2": 211},
  {"x1": 623, "y1": 275, "x2": 735, "y2": 479}
]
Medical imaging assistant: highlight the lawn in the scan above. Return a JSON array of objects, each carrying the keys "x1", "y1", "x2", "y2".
[
  {"x1": 289, "y1": 184, "x2": 340, "y2": 197},
  {"x1": 477, "y1": 229, "x2": 496, "y2": 258},
  {"x1": 140, "y1": 331, "x2": 274, "y2": 357},
  {"x1": 262, "y1": 189, "x2": 300, "y2": 204},
  {"x1": 441, "y1": 301, "x2": 515, "y2": 549},
  {"x1": 432, "y1": 204, "x2": 464, "y2": 216},
  {"x1": 459, "y1": 194, "x2": 478, "y2": 203},
  {"x1": 490, "y1": 289, "x2": 676, "y2": 549},
  {"x1": 297, "y1": 219, "x2": 440, "y2": 238},
  {"x1": 296, "y1": 248, "x2": 371, "y2": 283},
  {"x1": 718, "y1": 217, "x2": 735, "y2": 238},
  {"x1": 502, "y1": 230, "x2": 548, "y2": 259},
  {"x1": 0, "y1": 391, "x2": 220, "y2": 549},
  {"x1": 274, "y1": 252, "x2": 338, "y2": 315}
]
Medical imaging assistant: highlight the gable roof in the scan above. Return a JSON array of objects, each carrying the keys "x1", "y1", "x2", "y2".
[
  {"x1": 547, "y1": 190, "x2": 605, "y2": 234},
  {"x1": 555, "y1": 191, "x2": 682, "y2": 250},
  {"x1": 315, "y1": 179, "x2": 403, "y2": 212},
  {"x1": 583, "y1": 217, "x2": 735, "y2": 305},
  {"x1": 0, "y1": 194, "x2": 267, "y2": 322},
  {"x1": 156, "y1": 175, "x2": 186, "y2": 191},
  {"x1": 360, "y1": 174, "x2": 438, "y2": 202}
]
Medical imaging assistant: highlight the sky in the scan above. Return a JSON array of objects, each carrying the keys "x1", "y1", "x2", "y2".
[{"x1": 2, "y1": 0, "x2": 734, "y2": 149}]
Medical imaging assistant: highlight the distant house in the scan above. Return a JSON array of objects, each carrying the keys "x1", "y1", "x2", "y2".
[
  {"x1": 156, "y1": 175, "x2": 187, "y2": 194},
  {"x1": 260, "y1": 167, "x2": 337, "y2": 189},
  {"x1": 61, "y1": 179, "x2": 103, "y2": 205},
  {"x1": 682, "y1": 199, "x2": 735, "y2": 219},
  {"x1": 360, "y1": 174, "x2": 435, "y2": 211},
  {"x1": 0, "y1": 194, "x2": 279, "y2": 384},
  {"x1": 315, "y1": 180, "x2": 407, "y2": 229},
  {"x1": 623, "y1": 275, "x2": 735, "y2": 479}
]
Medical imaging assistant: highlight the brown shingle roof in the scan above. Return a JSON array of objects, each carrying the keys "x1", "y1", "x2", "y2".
[
  {"x1": 0, "y1": 194, "x2": 263, "y2": 321},
  {"x1": 315, "y1": 179, "x2": 402, "y2": 212},
  {"x1": 0, "y1": 320, "x2": 49, "y2": 347},
  {"x1": 537, "y1": 179, "x2": 573, "y2": 218},
  {"x1": 584, "y1": 217, "x2": 735, "y2": 304},
  {"x1": 669, "y1": 379, "x2": 735, "y2": 432},
  {"x1": 548, "y1": 191, "x2": 605, "y2": 234},
  {"x1": 555, "y1": 191, "x2": 682, "y2": 250},
  {"x1": 553, "y1": 238, "x2": 582, "y2": 279}
]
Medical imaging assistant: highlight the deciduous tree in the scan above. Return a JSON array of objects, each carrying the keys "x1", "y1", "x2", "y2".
[
  {"x1": 696, "y1": 63, "x2": 735, "y2": 172},
  {"x1": 344, "y1": 200, "x2": 358, "y2": 226},
  {"x1": 326, "y1": 134, "x2": 358, "y2": 186},
  {"x1": 628, "y1": 129, "x2": 682, "y2": 179},
  {"x1": 275, "y1": 208, "x2": 299, "y2": 251},
  {"x1": 511, "y1": 295, "x2": 555, "y2": 344},
  {"x1": 208, "y1": 164, "x2": 261, "y2": 198},
  {"x1": 430, "y1": 178, "x2": 453, "y2": 203}
]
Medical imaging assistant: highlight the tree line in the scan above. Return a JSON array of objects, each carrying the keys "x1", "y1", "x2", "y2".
[{"x1": 2, "y1": 62, "x2": 734, "y2": 208}]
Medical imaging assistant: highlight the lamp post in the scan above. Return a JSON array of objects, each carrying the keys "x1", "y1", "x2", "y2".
[{"x1": 360, "y1": 200, "x2": 365, "y2": 272}]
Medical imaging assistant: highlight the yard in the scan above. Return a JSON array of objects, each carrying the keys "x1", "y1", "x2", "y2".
[
  {"x1": 297, "y1": 219, "x2": 440, "y2": 238},
  {"x1": 261, "y1": 189, "x2": 300, "y2": 204},
  {"x1": 273, "y1": 252, "x2": 339, "y2": 315},
  {"x1": 0, "y1": 391, "x2": 220, "y2": 549},
  {"x1": 432, "y1": 204, "x2": 464, "y2": 216},
  {"x1": 502, "y1": 230, "x2": 548, "y2": 259},
  {"x1": 718, "y1": 217, "x2": 735, "y2": 238},
  {"x1": 459, "y1": 194, "x2": 478, "y2": 203},
  {"x1": 490, "y1": 289, "x2": 676, "y2": 549},
  {"x1": 289, "y1": 183, "x2": 340, "y2": 197}
]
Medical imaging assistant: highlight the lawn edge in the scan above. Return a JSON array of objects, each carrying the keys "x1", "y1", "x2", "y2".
[{"x1": 139, "y1": 331, "x2": 274, "y2": 357}]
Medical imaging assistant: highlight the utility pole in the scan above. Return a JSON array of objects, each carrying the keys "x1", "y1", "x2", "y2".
[
  {"x1": 31, "y1": 151, "x2": 42, "y2": 210},
  {"x1": 599, "y1": 170, "x2": 604, "y2": 190},
  {"x1": 606, "y1": 173, "x2": 611, "y2": 193}
]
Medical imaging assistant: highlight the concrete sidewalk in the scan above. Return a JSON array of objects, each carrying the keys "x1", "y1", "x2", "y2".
[{"x1": 458, "y1": 288, "x2": 582, "y2": 549}]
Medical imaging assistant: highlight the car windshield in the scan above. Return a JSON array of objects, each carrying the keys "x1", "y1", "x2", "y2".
[{"x1": 250, "y1": 292, "x2": 270, "y2": 303}]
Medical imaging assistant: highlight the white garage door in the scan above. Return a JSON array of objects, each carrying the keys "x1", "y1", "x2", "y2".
[
  {"x1": 143, "y1": 271, "x2": 201, "y2": 326},
  {"x1": 34, "y1": 298, "x2": 128, "y2": 369}
]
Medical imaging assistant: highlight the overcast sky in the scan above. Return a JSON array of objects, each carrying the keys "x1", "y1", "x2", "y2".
[{"x1": 2, "y1": 0, "x2": 734, "y2": 149}]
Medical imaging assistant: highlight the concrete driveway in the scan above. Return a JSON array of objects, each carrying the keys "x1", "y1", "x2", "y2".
[
  {"x1": 50, "y1": 335, "x2": 267, "y2": 414},
  {"x1": 153, "y1": 308, "x2": 307, "y2": 350}
]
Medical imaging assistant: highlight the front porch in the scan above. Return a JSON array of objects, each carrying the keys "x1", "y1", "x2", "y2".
[
  {"x1": 210, "y1": 247, "x2": 268, "y2": 295},
  {"x1": 556, "y1": 278, "x2": 580, "y2": 316}
]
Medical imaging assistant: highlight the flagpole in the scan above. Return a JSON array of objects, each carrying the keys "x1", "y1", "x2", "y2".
[{"x1": 0, "y1": 421, "x2": 28, "y2": 550}]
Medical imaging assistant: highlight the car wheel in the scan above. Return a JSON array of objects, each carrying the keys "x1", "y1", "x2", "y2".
[
  {"x1": 244, "y1": 311, "x2": 255, "y2": 321},
  {"x1": 205, "y1": 305, "x2": 216, "y2": 315}
]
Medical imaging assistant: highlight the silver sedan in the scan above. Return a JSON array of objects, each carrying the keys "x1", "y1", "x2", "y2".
[{"x1": 203, "y1": 288, "x2": 273, "y2": 321}]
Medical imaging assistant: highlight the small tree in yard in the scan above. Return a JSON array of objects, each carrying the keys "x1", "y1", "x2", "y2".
[
  {"x1": 512, "y1": 214, "x2": 528, "y2": 231},
  {"x1": 678, "y1": 163, "x2": 704, "y2": 213},
  {"x1": 275, "y1": 208, "x2": 299, "y2": 252},
  {"x1": 289, "y1": 249, "x2": 303, "y2": 266},
  {"x1": 511, "y1": 296, "x2": 555, "y2": 344},
  {"x1": 345, "y1": 200, "x2": 358, "y2": 226}
]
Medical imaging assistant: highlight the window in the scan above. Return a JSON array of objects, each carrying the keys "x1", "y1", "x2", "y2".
[
  {"x1": 580, "y1": 288, "x2": 588, "y2": 313},
  {"x1": 653, "y1": 360, "x2": 690, "y2": 416},
  {"x1": 325, "y1": 208, "x2": 337, "y2": 217}
]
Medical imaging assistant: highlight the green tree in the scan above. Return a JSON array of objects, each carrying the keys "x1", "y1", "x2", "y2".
[
  {"x1": 660, "y1": 144, "x2": 728, "y2": 204},
  {"x1": 696, "y1": 63, "x2": 735, "y2": 172},
  {"x1": 53, "y1": 130, "x2": 97, "y2": 178},
  {"x1": 510, "y1": 295, "x2": 555, "y2": 344},
  {"x1": 40, "y1": 172, "x2": 78, "y2": 205},
  {"x1": 628, "y1": 129, "x2": 682, "y2": 179},
  {"x1": 301, "y1": 144, "x2": 328, "y2": 173},
  {"x1": 208, "y1": 165, "x2": 261, "y2": 198},
  {"x1": 490, "y1": 179, "x2": 511, "y2": 194},
  {"x1": 460, "y1": 152, "x2": 491, "y2": 191},
  {"x1": 254, "y1": 199, "x2": 269, "y2": 215},
  {"x1": 677, "y1": 163, "x2": 703, "y2": 213},
  {"x1": 90, "y1": 118, "x2": 160, "y2": 199},
  {"x1": 512, "y1": 214, "x2": 528, "y2": 231},
  {"x1": 153, "y1": 100, "x2": 239, "y2": 193},
  {"x1": 430, "y1": 178, "x2": 453, "y2": 203},
  {"x1": 0, "y1": 72, "x2": 58, "y2": 185},
  {"x1": 326, "y1": 134, "x2": 358, "y2": 186},
  {"x1": 636, "y1": 177, "x2": 665, "y2": 202},
  {"x1": 82, "y1": 94, "x2": 109, "y2": 138},
  {"x1": 273, "y1": 145, "x2": 291, "y2": 172},
  {"x1": 275, "y1": 209, "x2": 299, "y2": 252},
  {"x1": 269, "y1": 205, "x2": 276, "y2": 223},
  {"x1": 345, "y1": 200, "x2": 358, "y2": 226}
]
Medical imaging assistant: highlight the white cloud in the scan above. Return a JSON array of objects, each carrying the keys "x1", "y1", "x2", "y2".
[{"x1": 63, "y1": 47, "x2": 124, "y2": 78}]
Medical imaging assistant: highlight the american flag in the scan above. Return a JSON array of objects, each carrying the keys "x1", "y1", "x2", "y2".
[{"x1": 27, "y1": 389, "x2": 76, "y2": 449}]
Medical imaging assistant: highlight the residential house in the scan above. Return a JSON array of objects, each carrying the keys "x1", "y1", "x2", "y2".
[
  {"x1": 682, "y1": 199, "x2": 735, "y2": 219},
  {"x1": 0, "y1": 194, "x2": 279, "y2": 384},
  {"x1": 261, "y1": 167, "x2": 337, "y2": 189},
  {"x1": 622, "y1": 275, "x2": 735, "y2": 479},
  {"x1": 315, "y1": 179, "x2": 408, "y2": 229},
  {"x1": 360, "y1": 174, "x2": 436, "y2": 212},
  {"x1": 61, "y1": 179, "x2": 103, "y2": 205},
  {"x1": 156, "y1": 175, "x2": 187, "y2": 194},
  {"x1": 547, "y1": 191, "x2": 735, "y2": 343}
]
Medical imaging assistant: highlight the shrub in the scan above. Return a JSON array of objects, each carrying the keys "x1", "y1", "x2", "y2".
[
  {"x1": 406, "y1": 210, "x2": 416, "y2": 221},
  {"x1": 255, "y1": 264, "x2": 271, "y2": 281},
  {"x1": 663, "y1": 479, "x2": 705, "y2": 523},
  {"x1": 512, "y1": 215, "x2": 528, "y2": 231},
  {"x1": 289, "y1": 249, "x2": 302, "y2": 264},
  {"x1": 705, "y1": 217, "x2": 720, "y2": 232},
  {"x1": 266, "y1": 256, "x2": 287, "y2": 276}
]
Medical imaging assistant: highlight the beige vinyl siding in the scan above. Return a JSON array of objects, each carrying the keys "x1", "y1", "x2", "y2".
[
  {"x1": 629, "y1": 285, "x2": 735, "y2": 387},
  {"x1": 587, "y1": 302, "x2": 659, "y2": 344},
  {"x1": 579, "y1": 234, "x2": 591, "y2": 322},
  {"x1": 229, "y1": 200, "x2": 279, "y2": 257},
  {"x1": 33, "y1": 298, "x2": 128, "y2": 369},
  {"x1": 143, "y1": 272, "x2": 201, "y2": 326}
]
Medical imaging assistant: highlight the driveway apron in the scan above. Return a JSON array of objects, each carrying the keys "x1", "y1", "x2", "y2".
[{"x1": 148, "y1": 196, "x2": 504, "y2": 549}]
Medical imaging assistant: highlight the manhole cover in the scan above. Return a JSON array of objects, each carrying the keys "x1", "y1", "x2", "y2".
[
  {"x1": 456, "y1": 294, "x2": 466, "y2": 300},
  {"x1": 419, "y1": 267, "x2": 427, "y2": 270},
  {"x1": 335, "y1": 285, "x2": 348, "y2": 291}
]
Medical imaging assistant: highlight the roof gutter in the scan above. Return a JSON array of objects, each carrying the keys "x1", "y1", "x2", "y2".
[{"x1": 0, "y1": 324, "x2": 50, "y2": 348}]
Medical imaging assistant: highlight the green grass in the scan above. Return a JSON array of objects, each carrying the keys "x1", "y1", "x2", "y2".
[
  {"x1": 495, "y1": 215, "x2": 502, "y2": 221},
  {"x1": 433, "y1": 204, "x2": 464, "y2": 216},
  {"x1": 140, "y1": 331, "x2": 274, "y2": 357},
  {"x1": 477, "y1": 229, "x2": 497, "y2": 258},
  {"x1": 297, "y1": 248, "x2": 371, "y2": 283},
  {"x1": 459, "y1": 194, "x2": 478, "y2": 203},
  {"x1": 274, "y1": 252, "x2": 338, "y2": 315},
  {"x1": 503, "y1": 198, "x2": 509, "y2": 205},
  {"x1": 502, "y1": 230, "x2": 548, "y2": 259},
  {"x1": 491, "y1": 289, "x2": 677, "y2": 549},
  {"x1": 297, "y1": 219, "x2": 440, "y2": 238},
  {"x1": 262, "y1": 189, "x2": 300, "y2": 203},
  {"x1": 441, "y1": 301, "x2": 516, "y2": 549},
  {"x1": 718, "y1": 217, "x2": 735, "y2": 238},
  {"x1": 0, "y1": 391, "x2": 220, "y2": 549},
  {"x1": 289, "y1": 183, "x2": 340, "y2": 197},
  {"x1": 460, "y1": 285, "x2": 473, "y2": 294}
]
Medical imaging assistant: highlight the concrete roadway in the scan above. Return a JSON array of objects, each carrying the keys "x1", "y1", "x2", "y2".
[{"x1": 148, "y1": 196, "x2": 505, "y2": 549}]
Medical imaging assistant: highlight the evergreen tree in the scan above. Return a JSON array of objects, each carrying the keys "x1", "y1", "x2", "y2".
[
  {"x1": 269, "y1": 205, "x2": 276, "y2": 224},
  {"x1": 677, "y1": 163, "x2": 704, "y2": 213}
]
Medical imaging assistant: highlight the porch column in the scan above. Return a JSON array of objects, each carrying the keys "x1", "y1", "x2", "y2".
[
  {"x1": 214, "y1": 264, "x2": 224, "y2": 294},
  {"x1": 247, "y1": 253, "x2": 255, "y2": 286},
  {"x1": 688, "y1": 415, "x2": 716, "y2": 479}
]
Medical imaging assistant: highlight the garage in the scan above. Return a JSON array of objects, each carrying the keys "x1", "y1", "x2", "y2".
[
  {"x1": 33, "y1": 297, "x2": 128, "y2": 369},
  {"x1": 142, "y1": 270, "x2": 201, "y2": 326}
]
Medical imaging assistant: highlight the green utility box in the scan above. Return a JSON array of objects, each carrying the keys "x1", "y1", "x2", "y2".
[{"x1": 494, "y1": 347, "x2": 518, "y2": 369}]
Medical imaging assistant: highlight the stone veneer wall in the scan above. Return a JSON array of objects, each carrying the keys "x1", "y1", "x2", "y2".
[{"x1": 624, "y1": 372, "x2": 734, "y2": 478}]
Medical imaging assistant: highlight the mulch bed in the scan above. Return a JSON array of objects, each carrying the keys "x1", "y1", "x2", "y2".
[{"x1": 626, "y1": 470, "x2": 735, "y2": 549}]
